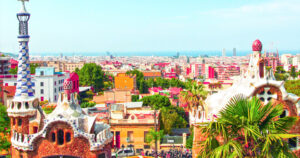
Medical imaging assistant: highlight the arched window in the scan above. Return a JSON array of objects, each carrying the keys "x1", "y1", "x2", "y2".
[
  {"x1": 51, "y1": 132, "x2": 56, "y2": 142},
  {"x1": 58, "y1": 130, "x2": 64, "y2": 145},
  {"x1": 18, "y1": 102, "x2": 22, "y2": 109},
  {"x1": 18, "y1": 119, "x2": 22, "y2": 126},
  {"x1": 25, "y1": 102, "x2": 29, "y2": 109},
  {"x1": 279, "y1": 110, "x2": 288, "y2": 118},
  {"x1": 66, "y1": 132, "x2": 71, "y2": 142}
]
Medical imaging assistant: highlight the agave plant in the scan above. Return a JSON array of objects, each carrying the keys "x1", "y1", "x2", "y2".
[{"x1": 198, "y1": 95, "x2": 299, "y2": 158}]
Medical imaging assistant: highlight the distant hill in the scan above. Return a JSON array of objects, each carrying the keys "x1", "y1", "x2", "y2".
[{"x1": 0, "y1": 52, "x2": 18, "y2": 58}]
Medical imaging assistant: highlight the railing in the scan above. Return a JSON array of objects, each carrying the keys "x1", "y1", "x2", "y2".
[
  {"x1": 110, "y1": 119, "x2": 156, "y2": 124},
  {"x1": 0, "y1": 74, "x2": 17, "y2": 78}
]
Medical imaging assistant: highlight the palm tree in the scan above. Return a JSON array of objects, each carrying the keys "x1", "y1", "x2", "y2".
[
  {"x1": 146, "y1": 128, "x2": 164, "y2": 147},
  {"x1": 198, "y1": 95, "x2": 299, "y2": 158},
  {"x1": 180, "y1": 81, "x2": 208, "y2": 121},
  {"x1": 180, "y1": 82, "x2": 208, "y2": 110}
]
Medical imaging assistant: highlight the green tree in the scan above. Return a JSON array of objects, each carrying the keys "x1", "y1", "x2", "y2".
[
  {"x1": 186, "y1": 127, "x2": 194, "y2": 149},
  {"x1": 198, "y1": 96, "x2": 298, "y2": 158},
  {"x1": 141, "y1": 95, "x2": 171, "y2": 109},
  {"x1": 180, "y1": 82, "x2": 208, "y2": 110},
  {"x1": 9, "y1": 63, "x2": 39, "y2": 74},
  {"x1": 290, "y1": 66, "x2": 297, "y2": 79},
  {"x1": 77, "y1": 63, "x2": 104, "y2": 92},
  {"x1": 146, "y1": 128, "x2": 164, "y2": 146},
  {"x1": 284, "y1": 79, "x2": 300, "y2": 96},
  {"x1": 139, "y1": 79, "x2": 149, "y2": 94},
  {"x1": 131, "y1": 95, "x2": 139, "y2": 102},
  {"x1": 80, "y1": 102, "x2": 96, "y2": 108},
  {"x1": 0, "y1": 105, "x2": 11, "y2": 152}
]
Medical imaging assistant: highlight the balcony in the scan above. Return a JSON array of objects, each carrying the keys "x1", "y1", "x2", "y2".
[{"x1": 110, "y1": 119, "x2": 156, "y2": 124}]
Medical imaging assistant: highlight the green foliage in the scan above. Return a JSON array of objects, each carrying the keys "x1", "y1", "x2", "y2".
[
  {"x1": 141, "y1": 95, "x2": 187, "y2": 134},
  {"x1": 9, "y1": 67, "x2": 17, "y2": 74},
  {"x1": 180, "y1": 82, "x2": 208, "y2": 110},
  {"x1": 131, "y1": 95, "x2": 139, "y2": 102},
  {"x1": 0, "y1": 105, "x2": 11, "y2": 152},
  {"x1": 141, "y1": 94, "x2": 171, "y2": 110},
  {"x1": 160, "y1": 106, "x2": 188, "y2": 134},
  {"x1": 76, "y1": 63, "x2": 104, "y2": 92},
  {"x1": 186, "y1": 128, "x2": 194, "y2": 149},
  {"x1": 80, "y1": 102, "x2": 96, "y2": 108},
  {"x1": 151, "y1": 77, "x2": 186, "y2": 89},
  {"x1": 42, "y1": 106, "x2": 55, "y2": 114},
  {"x1": 0, "y1": 105, "x2": 10, "y2": 133},
  {"x1": 126, "y1": 70, "x2": 186, "y2": 93},
  {"x1": 0, "y1": 135, "x2": 11, "y2": 152},
  {"x1": 274, "y1": 73, "x2": 289, "y2": 81},
  {"x1": 9, "y1": 63, "x2": 39, "y2": 74},
  {"x1": 290, "y1": 66, "x2": 297, "y2": 79},
  {"x1": 284, "y1": 79, "x2": 300, "y2": 96},
  {"x1": 146, "y1": 128, "x2": 164, "y2": 145},
  {"x1": 198, "y1": 96, "x2": 299, "y2": 158},
  {"x1": 78, "y1": 90, "x2": 94, "y2": 103}
]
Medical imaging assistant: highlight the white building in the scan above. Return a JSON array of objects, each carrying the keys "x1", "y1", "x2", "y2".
[{"x1": 3, "y1": 67, "x2": 69, "y2": 103}]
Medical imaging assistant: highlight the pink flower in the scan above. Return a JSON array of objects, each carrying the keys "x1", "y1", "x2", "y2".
[
  {"x1": 5, "y1": 128, "x2": 7, "y2": 130},
  {"x1": 213, "y1": 114, "x2": 218, "y2": 118}
]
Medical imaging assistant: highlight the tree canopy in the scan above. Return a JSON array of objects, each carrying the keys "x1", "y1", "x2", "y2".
[
  {"x1": 141, "y1": 95, "x2": 188, "y2": 134},
  {"x1": 284, "y1": 79, "x2": 300, "y2": 96},
  {"x1": 75, "y1": 63, "x2": 104, "y2": 92},
  {"x1": 0, "y1": 105, "x2": 11, "y2": 152},
  {"x1": 141, "y1": 94, "x2": 171, "y2": 110}
]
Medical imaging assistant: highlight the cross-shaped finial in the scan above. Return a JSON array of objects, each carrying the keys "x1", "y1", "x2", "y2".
[{"x1": 257, "y1": 87, "x2": 277, "y2": 105}]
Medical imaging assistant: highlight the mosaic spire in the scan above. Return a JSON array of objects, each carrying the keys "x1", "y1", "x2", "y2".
[{"x1": 15, "y1": 0, "x2": 34, "y2": 98}]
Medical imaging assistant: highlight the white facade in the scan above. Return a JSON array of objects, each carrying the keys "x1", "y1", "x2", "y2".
[
  {"x1": 2, "y1": 70, "x2": 69, "y2": 103},
  {"x1": 34, "y1": 73, "x2": 69, "y2": 102}
]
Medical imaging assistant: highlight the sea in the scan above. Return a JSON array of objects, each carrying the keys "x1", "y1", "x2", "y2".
[{"x1": 8, "y1": 50, "x2": 300, "y2": 57}]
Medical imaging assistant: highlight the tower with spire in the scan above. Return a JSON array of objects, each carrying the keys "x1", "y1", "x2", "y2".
[{"x1": 7, "y1": 1, "x2": 43, "y2": 157}]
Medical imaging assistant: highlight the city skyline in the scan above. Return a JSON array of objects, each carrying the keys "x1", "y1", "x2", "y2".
[{"x1": 1, "y1": 0, "x2": 300, "y2": 54}]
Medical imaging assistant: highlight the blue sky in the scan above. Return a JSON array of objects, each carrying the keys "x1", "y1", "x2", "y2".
[{"x1": 0, "y1": 0, "x2": 300, "y2": 54}]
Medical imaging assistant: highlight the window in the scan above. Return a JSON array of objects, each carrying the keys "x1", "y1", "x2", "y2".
[
  {"x1": 144, "y1": 145, "x2": 150, "y2": 149},
  {"x1": 13, "y1": 118, "x2": 15, "y2": 125},
  {"x1": 144, "y1": 131, "x2": 149, "y2": 143},
  {"x1": 18, "y1": 102, "x2": 21, "y2": 109},
  {"x1": 18, "y1": 119, "x2": 22, "y2": 126},
  {"x1": 40, "y1": 71, "x2": 44, "y2": 76},
  {"x1": 288, "y1": 137, "x2": 297, "y2": 148},
  {"x1": 97, "y1": 153, "x2": 106, "y2": 158},
  {"x1": 41, "y1": 89, "x2": 44, "y2": 94},
  {"x1": 33, "y1": 126, "x2": 38, "y2": 133},
  {"x1": 54, "y1": 95, "x2": 57, "y2": 101},
  {"x1": 51, "y1": 132, "x2": 56, "y2": 142},
  {"x1": 280, "y1": 110, "x2": 288, "y2": 118},
  {"x1": 54, "y1": 81, "x2": 57, "y2": 85},
  {"x1": 54, "y1": 88, "x2": 57, "y2": 93},
  {"x1": 127, "y1": 131, "x2": 134, "y2": 143},
  {"x1": 66, "y1": 132, "x2": 71, "y2": 142},
  {"x1": 40, "y1": 82, "x2": 44, "y2": 86},
  {"x1": 25, "y1": 102, "x2": 29, "y2": 109},
  {"x1": 14, "y1": 83, "x2": 17, "y2": 86},
  {"x1": 58, "y1": 130, "x2": 64, "y2": 145}
]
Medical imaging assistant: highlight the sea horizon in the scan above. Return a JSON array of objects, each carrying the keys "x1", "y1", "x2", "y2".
[{"x1": 3, "y1": 50, "x2": 299, "y2": 57}]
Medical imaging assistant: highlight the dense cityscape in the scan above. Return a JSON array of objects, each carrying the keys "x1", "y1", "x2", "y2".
[{"x1": 0, "y1": 0, "x2": 299, "y2": 158}]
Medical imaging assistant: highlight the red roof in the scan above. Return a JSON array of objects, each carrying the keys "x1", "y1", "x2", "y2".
[{"x1": 4, "y1": 86, "x2": 16, "y2": 97}]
